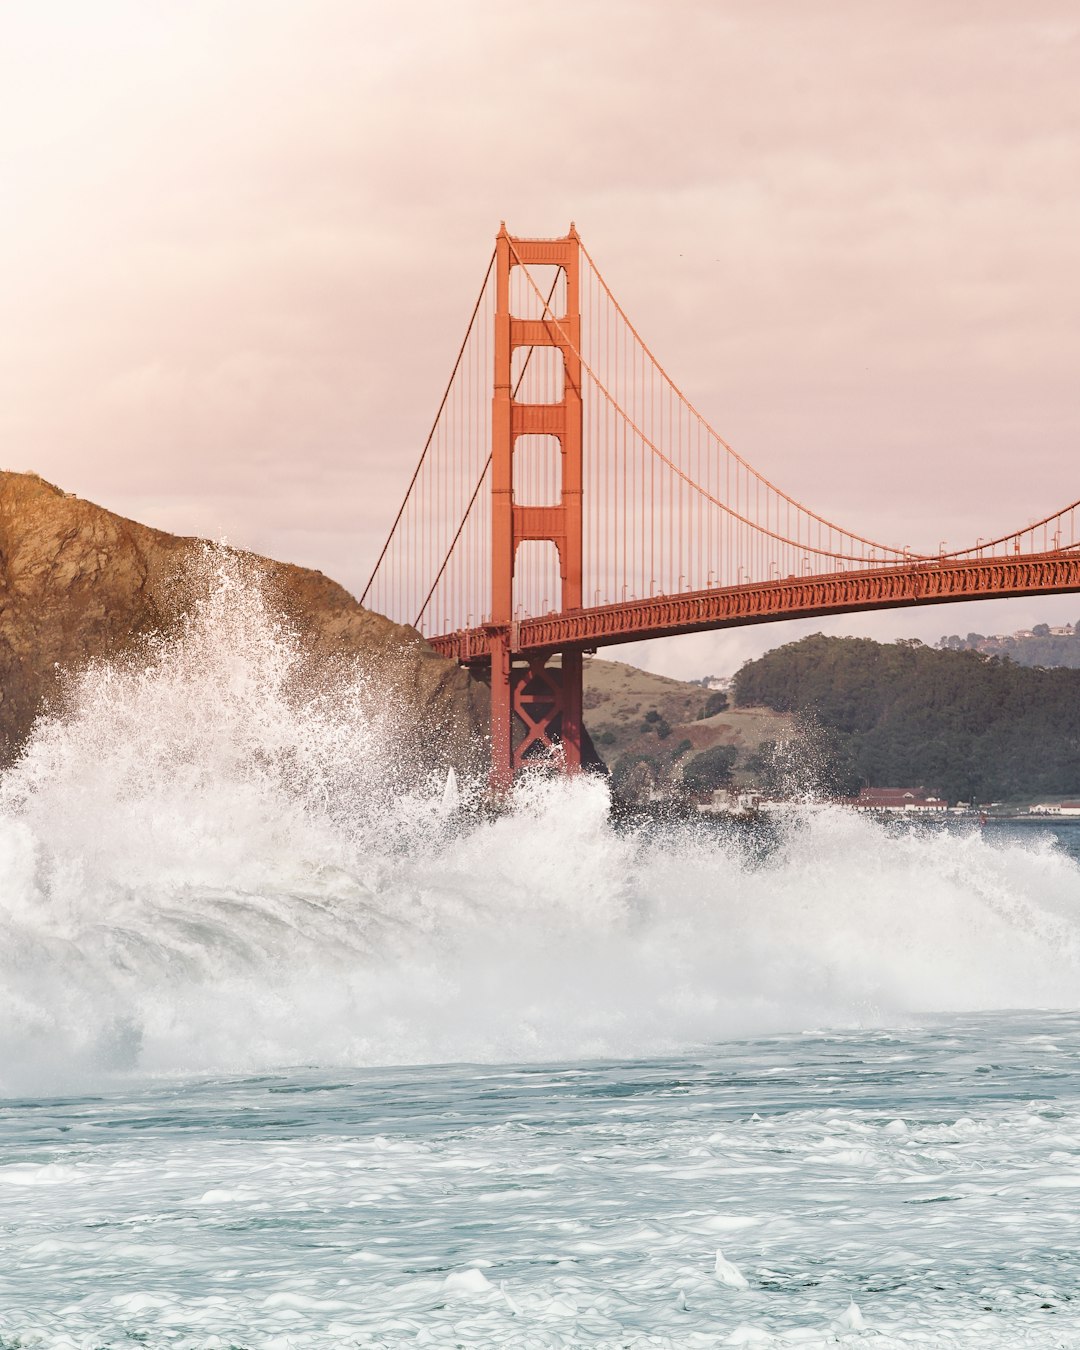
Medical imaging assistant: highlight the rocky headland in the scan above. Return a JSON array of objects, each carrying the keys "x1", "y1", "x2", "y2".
[{"x1": 0, "y1": 471, "x2": 486, "y2": 774}]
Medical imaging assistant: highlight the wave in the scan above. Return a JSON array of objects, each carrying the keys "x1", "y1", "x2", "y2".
[{"x1": 2, "y1": 550, "x2": 1079, "y2": 1093}]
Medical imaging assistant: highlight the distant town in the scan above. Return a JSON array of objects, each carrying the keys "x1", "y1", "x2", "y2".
[
  {"x1": 942, "y1": 622, "x2": 1078, "y2": 643},
  {"x1": 696, "y1": 785, "x2": 1080, "y2": 822},
  {"x1": 936, "y1": 622, "x2": 1080, "y2": 667}
]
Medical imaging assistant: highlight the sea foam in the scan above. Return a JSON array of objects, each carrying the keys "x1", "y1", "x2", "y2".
[{"x1": 1, "y1": 550, "x2": 1078, "y2": 1093}]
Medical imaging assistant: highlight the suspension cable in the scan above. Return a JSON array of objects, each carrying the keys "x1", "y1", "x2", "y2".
[
  {"x1": 360, "y1": 249, "x2": 496, "y2": 606},
  {"x1": 413, "y1": 267, "x2": 566, "y2": 628},
  {"x1": 508, "y1": 240, "x2": 919, "y2": 566},
  {"x1": 937, "y1": 498, "x2": 1080, "y2": 560},
  {"x1": 575, "y1": 238, "x2": 920, "y2": 561}
]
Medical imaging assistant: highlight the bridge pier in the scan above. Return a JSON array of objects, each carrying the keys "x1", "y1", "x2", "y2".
[
  {"x1": 488, "y1": 638, "x2": 583, "y2": 793},
  {"x1": 489, "y1": 633, "x2": 514, "y2": 792}
]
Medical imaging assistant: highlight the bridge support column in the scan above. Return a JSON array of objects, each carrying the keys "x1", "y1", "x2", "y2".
[
  {"x1": 489, "y1": 633, "x2": 514, "y2": 794},
  {"x1": 560, "y1": 649, "x2": 583, "y2": 773},
  {"x1": 488, "y1": 222, "x2": 584, "y2": 789},
  {"x1": 487, "y1": 644, "x2": 584, "y2": 792}
]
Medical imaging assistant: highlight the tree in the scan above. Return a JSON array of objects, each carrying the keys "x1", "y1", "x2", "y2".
[
  {"x1": 681, "y1": 745, "x2": 738, "y2": 794},
  {"x1": 730, "y1": 633, "x2": 1080, "y2": 802},
  {"x1": 743, "y1": 740, "x2": 775, "y2": 778},
  {"x1": 611, "y1": 753, "x2": 659, "y2": 805},
  {"x1": 1032, "y1": 623, "x2": 1051, "y2": 638},
  {"x1": 612, "y1": 752, "x2": 658, "y2": 791},
  {"x1": 699, "y1": 690, "x2": 729, "y2": 717}
]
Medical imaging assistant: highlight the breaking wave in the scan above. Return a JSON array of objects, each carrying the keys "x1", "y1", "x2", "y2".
[{"x1": 1, "y1": 550, "x2": 1079, "y2": 1094}]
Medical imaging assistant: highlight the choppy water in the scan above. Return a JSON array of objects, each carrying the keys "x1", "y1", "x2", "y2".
[
  {"x1": 2, "y1": 554, "x2": 1080, "y2": 1347},
  {"x1": 6, "y1": 1021, "x2": 1080, "y2": 1348}
]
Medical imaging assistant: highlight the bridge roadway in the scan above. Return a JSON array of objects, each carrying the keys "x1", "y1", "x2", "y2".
[{"x1": 427, "y1": 549, "x2": 1080, "y2": 664}]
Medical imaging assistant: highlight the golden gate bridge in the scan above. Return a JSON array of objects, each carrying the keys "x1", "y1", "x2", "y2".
[{"x1": 363, "y1": 225, "x2": 1080, "y2": 789}]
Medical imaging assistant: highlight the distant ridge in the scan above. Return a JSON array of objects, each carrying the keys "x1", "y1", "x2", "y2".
[{"x1": 938, "y1": 625, "x2": 1080, "y2": 669}]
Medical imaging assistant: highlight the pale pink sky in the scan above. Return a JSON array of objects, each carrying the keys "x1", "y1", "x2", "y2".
[{"x1": 3, "y1": 2, "x2": 1078, "y2": 677}]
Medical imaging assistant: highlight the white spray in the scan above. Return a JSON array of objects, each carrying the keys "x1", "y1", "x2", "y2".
[{"x1": 1, "y1": 550, "x2": 1079, "y2": 1093}]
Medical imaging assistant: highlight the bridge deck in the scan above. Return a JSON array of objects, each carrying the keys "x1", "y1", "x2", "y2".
[{"x1": 428, "y1": 551, "x2": 1080, "y2": 664}]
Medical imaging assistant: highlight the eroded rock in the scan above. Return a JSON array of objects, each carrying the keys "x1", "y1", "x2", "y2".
[{"x1": 0, "y1": 471, "x2": 486, "y2": 775}]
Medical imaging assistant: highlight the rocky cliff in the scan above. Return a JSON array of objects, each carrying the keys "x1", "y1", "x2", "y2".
[{"x1": 0, "y1": 471, "x2": 487, "y2": 773}]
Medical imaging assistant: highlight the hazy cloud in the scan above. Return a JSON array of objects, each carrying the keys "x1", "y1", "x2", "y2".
[{"x1": 2, "y1": 1, "x2": 1077, "y2": 674}]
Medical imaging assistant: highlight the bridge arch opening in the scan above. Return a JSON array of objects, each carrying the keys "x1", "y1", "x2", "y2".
[
  {"x1": 511, "y1": 344, "x2": 564, "y2": 404},
  {"x1": 509, "y1": 264, "x2": 566, "y2": 320},
  {"x1": 513, "y1": 539, "x2": 562, "y2": 619},
  {"x1": 513, "y1": 434, "x2": 562, "y2": 506}
]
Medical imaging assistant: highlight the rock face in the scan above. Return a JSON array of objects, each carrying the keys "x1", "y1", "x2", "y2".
[{"x1": 0, "y1": 471, "x2": 487, "y2": 773}]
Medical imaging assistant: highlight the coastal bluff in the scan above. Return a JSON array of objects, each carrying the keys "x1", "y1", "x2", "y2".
[{"x1": 0, "y1": 471, "x2": 486, "y2": 773}]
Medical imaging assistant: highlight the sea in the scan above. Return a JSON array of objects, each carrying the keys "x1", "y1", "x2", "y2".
[{"x1": 2, "y1": 557, "x2": 1080, "y2": 1349}]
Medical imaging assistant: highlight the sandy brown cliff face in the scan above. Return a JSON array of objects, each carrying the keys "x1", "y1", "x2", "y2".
[{"x1": 0, "y1": 471, "x2": 487, "y2": 774}]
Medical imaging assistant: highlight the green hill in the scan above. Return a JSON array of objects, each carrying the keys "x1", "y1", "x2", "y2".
[{"x1": 732, "y1": 635, "x2": 1080, "y2": 803}]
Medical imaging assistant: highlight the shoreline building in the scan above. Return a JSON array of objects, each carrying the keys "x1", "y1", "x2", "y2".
[{"x1": 850, "y1": 787, "x2": 949, "y2": 813}]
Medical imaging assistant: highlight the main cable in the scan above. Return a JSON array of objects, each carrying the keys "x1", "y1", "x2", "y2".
[{"x1": 361, "y1": 249, "x2": 496, "y2": 606}]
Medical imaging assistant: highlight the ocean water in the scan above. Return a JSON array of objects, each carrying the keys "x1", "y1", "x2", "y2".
[{"x1": 2, "y1": 554, "x2": 1080, "y2": 1348}]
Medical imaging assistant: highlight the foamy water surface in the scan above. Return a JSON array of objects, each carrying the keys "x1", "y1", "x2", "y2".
[{"x1": 2, "y1": 554, "x2": 1080, "y2": 1346}]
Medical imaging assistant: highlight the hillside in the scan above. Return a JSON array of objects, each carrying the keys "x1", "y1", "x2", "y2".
[
  {"x1": 733, "y1": 634, "x2": 1080, "y2": 803},
  {"x1": 0, "y1": 472, "x2": 486, "y2": 775},
  {"x1": 583, "y1": 656, "x2": 794, "y2": 788}
]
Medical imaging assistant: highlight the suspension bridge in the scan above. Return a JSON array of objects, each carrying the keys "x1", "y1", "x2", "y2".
[{"x1": 363, "y1": 225, "x2": 1080, "y2": 789}]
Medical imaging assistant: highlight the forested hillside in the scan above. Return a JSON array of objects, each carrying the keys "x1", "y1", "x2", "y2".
[{"x1": 732, "y1": 635, "x2": 1080, "y2": 802}]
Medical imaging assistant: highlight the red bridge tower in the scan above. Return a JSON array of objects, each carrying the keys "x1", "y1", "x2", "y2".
[{"x1": 489, "y1": 225, "x2": 584, "y2": 790}]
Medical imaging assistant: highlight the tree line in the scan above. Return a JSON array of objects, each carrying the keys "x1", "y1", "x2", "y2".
[{"x1": 732, "y1": 635, "x2": 1080, "y2": 802}]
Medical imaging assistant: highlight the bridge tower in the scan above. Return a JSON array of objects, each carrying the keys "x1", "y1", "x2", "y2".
[{"x1": 489, "y1": 224, "x2": 584, "y2": 790}]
